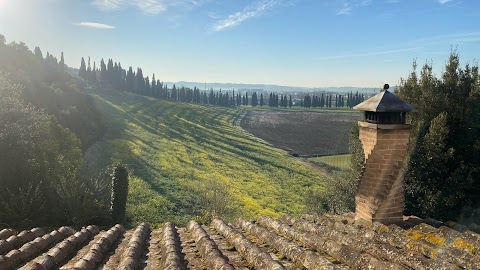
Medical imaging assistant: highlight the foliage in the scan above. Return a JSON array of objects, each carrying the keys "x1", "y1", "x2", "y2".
[
  {"x1": 0, "y1": 73, "x2": 86, "y2": 227},
  {"x1": 191, "y1": 178, "x2": 242, "y2": 224},
  {"x1": 111, "y1": 164, "x2": 129, "y2": 224},
  {"x1": 348, "y1": 124, "x2": 365, "y2": 182},
  {"x1": 0, "y1": 34, "x2": 107, "y2": 228},
  {"x1": 397, "y1": 52, "x2": 480, "y2": 222},
  {"x1": 86, "y1": 89, "x2": 327, "y2": 227},
  {"x1": 0, "y1": 34, "x2": 104, "y2": 151}
]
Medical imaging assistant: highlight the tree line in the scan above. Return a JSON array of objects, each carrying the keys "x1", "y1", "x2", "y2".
[
  {"x1": 300, "y1": 92, "x2": 364, "y2": 108},
  {"x1": 79, "y1": 56, "x2": 364, "y2": 109}
]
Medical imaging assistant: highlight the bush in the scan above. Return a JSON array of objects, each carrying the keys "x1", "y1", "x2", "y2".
[{"x1": 0, "y1": 73, "x2": 109, "y2": 227}]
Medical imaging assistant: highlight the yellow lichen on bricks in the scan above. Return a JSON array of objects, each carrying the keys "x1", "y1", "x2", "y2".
[
  {"x1": 406, "y1": 241, "x2": 415, "y2": 249},
  {"x1": 425, "y1": 233, "x2": 445, "y2": 246},
  {"x1": 377, "y1": 225, "x2": 389, "y2": 234},
  {"x1": 405, "y1": 230, "x2": 425, "y2": 241},
  {"x1": 452, "y1": 238, "x2": 475, "y2": 255}
]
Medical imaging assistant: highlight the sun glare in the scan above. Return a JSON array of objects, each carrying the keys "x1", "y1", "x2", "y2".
[
  {"x1": 0, "y1": 0, "x2": 7, "y2": 8},
  {"x1": 0, "y1": 0, "x2": 12, "y2": 13}
]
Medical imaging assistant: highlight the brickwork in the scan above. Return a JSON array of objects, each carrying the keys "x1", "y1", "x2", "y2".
[{"x1": 355, "y1": 123, "x2": 410, "y2": 224}]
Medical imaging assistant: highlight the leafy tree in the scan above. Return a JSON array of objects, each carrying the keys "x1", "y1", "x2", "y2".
[
  {"x1": 0, "y1": 73, "x2": 87, "y2": 226},
  {"x1": 398, "y1": 52, "x2": 480, "y2": 222}
]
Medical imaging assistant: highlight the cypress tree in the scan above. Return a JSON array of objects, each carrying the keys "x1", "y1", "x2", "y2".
[
  {"x1": 100, "y1": 59, "x2": 107, "y2": 86},
  {"x1": 252, "y1": 92, "x2": 258, "y2": 107},
  {"x1": 110, "y1": 164, "x2": 129, "y2": 225},
  {"x1": 145, "y1": 76, "x2": 150, "y2": 95},
  {"x1": 86, "y1": 57, "x2": 91, "y2": 82},
  {"x1": 79, "y1": 57, "x2": 87, "y2": 80},
  {"x1": 151, "y1": 74, "x2": 156, "y2": 96},
  {"x1": 91, "y1": 62, "x2": 98, "y2": 85},
  {"x1": 136, "y1": 68, "x2": 144, "y2": 94},
  {"x1": 126, "y1": 67, "x2": 134, "y2": 92},
  {"x1": 34, "y1": 46, "x2": 43, "y2": 61},
  {"x1": 59, "y1": 52, "x2": 65, "y2": 72}
]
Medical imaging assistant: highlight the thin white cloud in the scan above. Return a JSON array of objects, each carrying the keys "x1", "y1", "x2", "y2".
[
  {"x1": 337, "y1": 3, "x2": 352, "y2": 15},
  {"x1": 408, "y1": 32, "x2": 480, "y2": 46},
  {"x1": 135, "y1": 0, "x2": 166, "y2": 14},
  {"x1": 360, "y1": 0, "x2": 372, "y2": 6},
  {"x1": 92, "y1": 0, "x2": 124, "y2": 11},
  {"x1": 319, "y1": 47, "x2": 418, "y2": 60},
  {"x1": 437, "y1": 0, "x2": 462, "y2": 6},
  {"x1": 91, "y1": 0, "x2": 171, "y2": 15},
  {"x1": 335, "y1": 0, "x2": 378, "y2": 15},
  {"x1": 76, "y1": 22, "x2": 116, "y2": 29},
  {"x1": 212, "y1": 0, "x2": 286, "y2": 32}
]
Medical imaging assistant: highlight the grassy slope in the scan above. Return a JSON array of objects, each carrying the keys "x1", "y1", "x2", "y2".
[
  {"x1": 308, "y1": 154, "x2": 351, "y2": 170},
  {"x1": 86, "y1": 90, "x2": 327, "y2": 226}
]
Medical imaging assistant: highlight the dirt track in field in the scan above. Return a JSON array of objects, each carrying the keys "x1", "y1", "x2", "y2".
[{"x1": 240, "y1": 110, "x2": 361, "y2": 156}]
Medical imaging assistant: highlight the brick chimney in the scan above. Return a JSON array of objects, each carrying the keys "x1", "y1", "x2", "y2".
[{"x1": 353, "y1": 84, "x2": 416, "y2": 224}]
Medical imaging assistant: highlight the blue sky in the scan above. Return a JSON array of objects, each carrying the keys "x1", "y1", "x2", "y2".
[{"x1": 0, "y1": 0, "x2": 478, "y2": 87}]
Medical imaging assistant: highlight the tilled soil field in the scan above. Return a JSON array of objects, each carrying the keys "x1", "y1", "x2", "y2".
[
  {"x1": 1, "y1": 213, "x2": 478, "y2": 270},
  {"x1": 240, "y1": 110, "x2": 361, "y2": 156}
]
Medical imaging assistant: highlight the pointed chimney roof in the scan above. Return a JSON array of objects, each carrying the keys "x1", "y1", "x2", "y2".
[{"x1": 353, "y1": 84, "x2": 416, "y2": 112}]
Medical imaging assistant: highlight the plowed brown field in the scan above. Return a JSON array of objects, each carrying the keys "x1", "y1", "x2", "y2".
[{"x1": 240, "y1": 110, "x2": 361, "y2": 156}]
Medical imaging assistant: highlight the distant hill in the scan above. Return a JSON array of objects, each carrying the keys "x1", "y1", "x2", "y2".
[{"x1": 166, "y1": 81, "x2": 380, "y2": 94}]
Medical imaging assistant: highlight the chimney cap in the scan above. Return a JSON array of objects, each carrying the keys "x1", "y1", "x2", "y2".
[{"x1": 353, "y1": 86, "x2": 416, "y2": 112}]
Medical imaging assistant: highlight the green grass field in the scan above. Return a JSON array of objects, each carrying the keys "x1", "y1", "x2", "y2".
[
  {"x1": 308, "y1": 154, "x2": 351, "y2": 171},
  {"x1": 85, "y1": 90, "x2": 327, "y2": 227}
]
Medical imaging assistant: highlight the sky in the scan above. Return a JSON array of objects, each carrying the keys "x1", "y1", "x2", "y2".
[{"x1": 0, "y1": 0, "x2": 479, "y2": 88}]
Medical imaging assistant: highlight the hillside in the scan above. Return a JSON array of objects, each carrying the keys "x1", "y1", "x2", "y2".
[{"x1": 85, "y1": 89, "x2": 328, "y2": 226}]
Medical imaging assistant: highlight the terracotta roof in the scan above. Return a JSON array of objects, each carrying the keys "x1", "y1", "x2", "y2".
[
  {"x1": 353, "y1": 90, "x2": 416, "y2": 112},
  {"x1": 1, "y1": 213, "x2": 480, "y2": 270}
]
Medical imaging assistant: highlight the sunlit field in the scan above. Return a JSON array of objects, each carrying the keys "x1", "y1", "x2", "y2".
[{"x1": 85, "y1": 89, "x2": 327, "y2": 226}]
